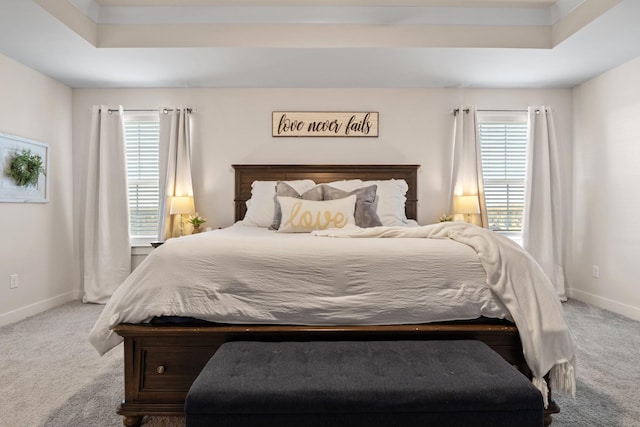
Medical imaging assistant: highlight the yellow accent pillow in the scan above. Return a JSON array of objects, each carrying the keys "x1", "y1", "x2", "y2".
[{"x1": 277, "y1": 195, "x2": 357, "y2": 233}]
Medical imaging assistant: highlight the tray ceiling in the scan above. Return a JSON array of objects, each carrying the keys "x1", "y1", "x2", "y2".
[{"x1": 0, "y1": 0, "x2": 638, "y2": 88}]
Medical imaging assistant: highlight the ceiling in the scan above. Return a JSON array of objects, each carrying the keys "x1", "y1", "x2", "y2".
[{"x1": 0, "y1": 0, "x2": 639, "y2": 88}]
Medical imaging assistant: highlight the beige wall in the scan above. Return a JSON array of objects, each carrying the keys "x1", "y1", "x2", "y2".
[
  {"x1": 72, "y1": 87, "x2": 572, "y2": 227},
  {"x1": 72, "y1": 87, "x2": 574, "y2": 295},
  {"x1": 0, "y1": 54, "x2": 76, "y2": 325},
  {"x1": 570, "y1": 56, "x2": 640, "y2": 320}
]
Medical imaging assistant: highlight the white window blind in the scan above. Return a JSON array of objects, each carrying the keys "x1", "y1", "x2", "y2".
[
  {"x1": 124, "y1": 113, "x2": 160, "y2": 241},
  {"x1": 478, "y1": 111, "x2": 528, "y2": 232}
]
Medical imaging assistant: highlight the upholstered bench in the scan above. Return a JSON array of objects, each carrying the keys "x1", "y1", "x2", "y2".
[{"x1": 185, "y1": 340, "x2": 543, "y2": 427}]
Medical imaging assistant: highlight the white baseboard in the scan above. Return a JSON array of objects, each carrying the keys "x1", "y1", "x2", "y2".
[
  {"x1": 567, "y1": 288, "x2": 640, "y2": 322},
  {"x1": 0, "y1": 290, "x2": 82, "y2": 327}
]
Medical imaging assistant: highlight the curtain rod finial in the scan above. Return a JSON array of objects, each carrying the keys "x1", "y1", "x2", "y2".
[{"x1": 452, "y1": 108, "x2": 470, "y2": 116}]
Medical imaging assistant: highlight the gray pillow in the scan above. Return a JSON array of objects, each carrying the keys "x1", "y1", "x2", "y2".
[
  {"x1": 321, "y1": 184, "x2": 382, "y2": 228},
  {"x1": 271, "y1": 182, "x2": 323, "y2": 230}
]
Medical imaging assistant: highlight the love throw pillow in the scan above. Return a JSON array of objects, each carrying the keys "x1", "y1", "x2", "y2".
[{"x1": 277, "y1": 195, "x2": 357, "y2": 233}]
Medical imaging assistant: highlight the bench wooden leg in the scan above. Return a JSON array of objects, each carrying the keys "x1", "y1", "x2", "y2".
[
  {"x1": 122, "y1": 415, "x2": 143, "y2": 427},
  {"x1": 544, "y1": 399, "x2": 560, "y2": 426}
]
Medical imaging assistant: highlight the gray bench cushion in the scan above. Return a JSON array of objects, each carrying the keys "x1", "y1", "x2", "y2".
[{"x1": 185, "y1": 340, "x2": 543, "y2": 427}]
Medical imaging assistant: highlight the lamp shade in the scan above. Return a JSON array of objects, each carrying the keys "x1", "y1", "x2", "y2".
[
  {"x1": 456, "y1": 195, "x2": 480, "y2": 214},
  {"x1": 169, "y1": 196, "x2": 194, "y2": 215}
]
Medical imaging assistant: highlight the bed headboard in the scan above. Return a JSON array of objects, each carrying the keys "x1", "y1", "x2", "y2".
[{"x1": 232, "y1": 164, "x2": 420, "y2": 222}]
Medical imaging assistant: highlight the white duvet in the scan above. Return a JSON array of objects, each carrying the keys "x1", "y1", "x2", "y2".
[
  {"x1": 89, "y1": 221, "x2": 575, "y2": 404},
  {"x1": 90, "y1": 222, "x2": 508, "y2": 354}
]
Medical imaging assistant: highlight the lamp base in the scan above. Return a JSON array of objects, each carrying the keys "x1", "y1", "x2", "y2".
[{"x1": 178, "y1": 214, "x2": 185, "y2": 237}]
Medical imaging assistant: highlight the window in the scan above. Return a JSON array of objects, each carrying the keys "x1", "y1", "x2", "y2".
[
  {"x1": 123, "y1": 113, "x2": 161, "y2": 244},
  {"x1": 478, "y1": 111, "x2": 528, "y2": 234}
]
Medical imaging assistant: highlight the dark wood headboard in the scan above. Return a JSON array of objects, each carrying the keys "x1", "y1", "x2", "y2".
[{"x1": 233, "y1": 164, "x2": 420, "y2": 222}]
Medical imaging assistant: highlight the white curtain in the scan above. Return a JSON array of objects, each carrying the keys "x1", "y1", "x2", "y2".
[
  {"x1": 82, "y1": 106, "x2": 131, "y2": 303},
  {"x1": 158, "y1": 108, "x2": 194, "y2": 240},
  {"x1": 523, "y1": 106, "x2": 566, "y2": 300},
  {"x1": 449, "y1": 106, "x2": 488, "y2": 227}
]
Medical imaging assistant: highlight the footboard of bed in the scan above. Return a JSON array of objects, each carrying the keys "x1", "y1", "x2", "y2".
[{"x1": 114, "y1": 322, "x2": 559, "y2": 426}]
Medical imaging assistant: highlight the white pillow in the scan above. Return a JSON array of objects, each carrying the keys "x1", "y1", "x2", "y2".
[
  {"x1": 362, "y1": 179, "x2": 409, "y2": 226},
  {"x1": 324, "y1": 179, "x2": 364, "y2": 192},
  {"x1": 277, "y1": 195, "x2": 357, "y2": 233},
  {"x1": 242, "y1": 180, "x2": 316, "y2": 227}
]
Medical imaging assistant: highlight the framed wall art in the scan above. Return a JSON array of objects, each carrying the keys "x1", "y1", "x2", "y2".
[
  {"x1": 272, "y1": 111, "x2": 379, "y2": 137},
  {"x1": 0, "y1": 132, "x2": 50, "y2": 203}
]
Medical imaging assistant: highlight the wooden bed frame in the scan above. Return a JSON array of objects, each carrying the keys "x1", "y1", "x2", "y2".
[{"x1": 114, "y1": 164, "x2": 558, "y2": 427}]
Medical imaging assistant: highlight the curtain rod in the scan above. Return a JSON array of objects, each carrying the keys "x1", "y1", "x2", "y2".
[
  {"x1": 478, "y1": 109, "x2": 528, "y2": 113},
  {"x1": 452, "y1": 108, "x2": 540, "y2": 115},
  {"x1": 101, "y1": 108, "x2": 193, "y2": 114}
]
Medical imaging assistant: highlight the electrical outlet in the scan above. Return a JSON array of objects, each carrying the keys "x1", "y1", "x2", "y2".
[
  {"x1": 10, "y1": 274, "x2": 19, "y2": 289},
  {"x1": 592, "y1": 265, "x2": 600, "y2": 279}
]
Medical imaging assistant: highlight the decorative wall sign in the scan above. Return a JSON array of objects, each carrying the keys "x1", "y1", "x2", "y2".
[
  {"x1": 0, "y1": 132, "x2": 50, "y2": 203},
  {"x1": 272, "y1": 111, "x2": 379, "y2": 137}
]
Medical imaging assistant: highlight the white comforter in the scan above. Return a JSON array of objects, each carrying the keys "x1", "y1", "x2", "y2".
[
  {"x1": 90, "y1": 222, "x2": 508, "y2": 354},
  {"x1": 89, "y1": 221, "x2": 575, "y2": 404}
]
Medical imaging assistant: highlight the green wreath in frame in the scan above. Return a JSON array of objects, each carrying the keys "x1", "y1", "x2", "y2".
[{"x1": 6, "y1": 149, "x2": 45, "y2": 188}]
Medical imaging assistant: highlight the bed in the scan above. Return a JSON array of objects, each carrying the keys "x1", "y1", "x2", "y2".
[{"x1": 91, "y1": 164, "x2": 574, "y2": 427}]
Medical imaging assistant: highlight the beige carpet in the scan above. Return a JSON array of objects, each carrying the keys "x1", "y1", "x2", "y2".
[
  {"x1": 0, "y1": 299, "x2": 638, "y2": 426},
  {"x1": 0, "y1": 301, "x2": 182, "y2": 427}
]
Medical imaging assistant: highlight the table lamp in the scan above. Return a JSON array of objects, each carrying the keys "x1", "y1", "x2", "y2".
[
  {"x1": 169, "y1": 196, "x2": 195, "y2": 237},
  {"x1": 456, "y1": 195, "x2": 480, "y2": 223}
]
